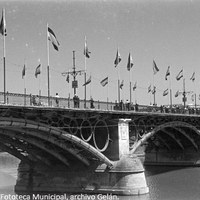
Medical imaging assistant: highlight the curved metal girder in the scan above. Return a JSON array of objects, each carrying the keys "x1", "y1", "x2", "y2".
[
  {"x1": 0, "y1": 133, "x2": 52, "y2": 166},
  {"x1": 0, "y1": 117, "x2": 113, "y2": 168},
  {"x1": 161, "y1": 129, "x2": 184, "y2": 150},
  {"x1": 0, "y1": 140, "x2": 32, "y2": 164},
  {"x1": 131, "y1": 121, "x2": 200, "y2": 154},
  {"x1": 172, "y1": 127, "x2": 198, "y2": 150},
  {"x1": 156, "y1": 135, "x2": 171, "y2": 150},
  {"x1": 0, "y1": 129, "x2": 70, "y2": 166},
  {"x1": 5, "y1": 126, "x2": 90, "y2": 166}
]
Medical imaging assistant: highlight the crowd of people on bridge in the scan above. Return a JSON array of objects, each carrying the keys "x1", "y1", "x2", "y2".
[{"x1": 29, "y1": 93, "x2": 200, "y2": 115}]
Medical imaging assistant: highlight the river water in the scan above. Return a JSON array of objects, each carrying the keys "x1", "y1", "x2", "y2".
[{"x1": 0, "y1": 164, "x2": 200, "y2": 200}]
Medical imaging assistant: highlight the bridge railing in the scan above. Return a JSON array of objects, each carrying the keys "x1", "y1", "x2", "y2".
[
  {"x1": 0, "y1": 92, "x2": 199, "y2": 115},
  {"x1": 0, "y1": 92, "x2": 116, "y2": 110}
]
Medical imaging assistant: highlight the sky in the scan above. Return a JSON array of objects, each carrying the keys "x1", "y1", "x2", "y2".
[{"x1": 0, "y1": 0, "x2": 200, "y2": 106}]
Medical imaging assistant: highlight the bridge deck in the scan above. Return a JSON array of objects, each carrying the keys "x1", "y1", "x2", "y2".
[{"x1": 0, "y1": 104, "x2": 199, "y2": 119}]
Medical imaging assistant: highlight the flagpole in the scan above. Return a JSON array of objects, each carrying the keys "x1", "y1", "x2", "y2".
[
  {"x1": 182, "y1": 69, "x2": 186, "y2": 111},
  {"x1": 23, "y1": 60, "x2": 26, "y2": 106},
  {"x1": 2, "y1": 9, "x2": 6, "y2": 104},
  {"x1": 169, "y1": 68, "x2": 172, "y2": 108},
  {"x1": 194, "y1": 80, "x2": 196, "y2": 112},
  {"x1": 117, "y1": 68, "x2": 120, "y2": 103},
  {"x1": 107, "y1": 80, "x2": 109, "y2": 110},
  {"x1": 192, "y1": 72, "x2": 196, "y2": 112},
  {"x1": 47, "y1": 23, "x2": 50, "y2": 106},
  {"x1": 129, "y1": 69, "x2": 131, "y2": 105},
  {"x1": 152, "y1": 67, "x2": 155, "y2": 106},
  {"x1": 84, "y1": 39, "x2": 87, "y2": 109},
  {"x1": 149, "y1": 85, "x2": 152, "y2": 105}
]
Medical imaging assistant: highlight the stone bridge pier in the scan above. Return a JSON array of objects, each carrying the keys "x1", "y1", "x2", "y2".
[{"x1": 15, "y1": 118, "x2": 149, "y2": 196}]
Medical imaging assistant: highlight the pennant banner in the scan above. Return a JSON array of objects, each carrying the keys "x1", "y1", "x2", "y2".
[
  {"x1": 48, "y1": 26, "x2": 60, "y2": 51},
  {"x1": 163, "y1": 88, "x2": 168, "y2": 96},
  {"x1": 165, "y1": 66, "x2": 170, "y2": 80},
  {"x1": 119, "y1": 80, "x2": 124, "y2": 89},
  {"x1": 176, "y1": 69, "x2": 183, "y2": 81},
  {"x1": 22, "y1": 64, "x2": 25, "y2": 79},
  {"x1": 152, "y1": 86, "x2": 156, "y2": 94},
  {"x1": 148, "y1": 85, "x2": 151, "y2": 93},
  {"x1": 83, "y1": 75, "x2": 91, "y2": 86},
  {"x1": 190, "y1": 72, "x2": 195, "y2": 82},
  {"x1": 66, "y1": 74, "x2": 69, "y2": 83},
  {"x1": 133, "y1": 82, "x2": 137, "y2": 91},
  {"x1": 153, "y1": 60, "x2": 159, "y2": 75},
  {"x1": 114, "y1": 50, "x2": 121, "y2": 67},
  {"x1": 35, "y1": 64, "x2": 41, "y2": 78},
  {"x1": 100, "y1": 77, "x2": 108, "y2": 87},
  {"x1": 84, "y1": 37, "x2": 91, "y2": 58},
  {"x1": 0, "y1": 9, "x2": 6, "y2": 36},
  {"x1": 175, "y1": 90, "x2": 179, "y2": 97},
  {"x1": 127, "y1": 53, "x2": 133, "y2": 71}
]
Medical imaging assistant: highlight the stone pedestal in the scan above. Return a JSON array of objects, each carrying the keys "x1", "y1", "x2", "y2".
[
  {"x1": 15, "y1": 118, "x2": 149, "y2": 196},
  {"x1": 15, "y1": 155, "x2": 149, "y2": 195}
]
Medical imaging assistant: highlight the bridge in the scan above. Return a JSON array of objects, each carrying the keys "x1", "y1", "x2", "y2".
[{"x1": 0, "y1": 92, "x2": 200, "y2": 195}]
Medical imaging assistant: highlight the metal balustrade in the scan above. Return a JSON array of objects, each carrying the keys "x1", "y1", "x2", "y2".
[{"x1": 0, "y1": 91, "x2": 199, "y2": 114}]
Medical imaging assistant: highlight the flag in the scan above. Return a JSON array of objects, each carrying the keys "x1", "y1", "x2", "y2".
[
  {"x1": 83, "y1": 75, "x2": 91, "y2": 86},
  {"x1": 47, "y1": 26, "x2": 60, "y2": 51},
  {"x1": 191, "y1": 94, "x2": 195, "y2": 102},
  {"x1": 0, "y1": 9, "x2": 6, "y2": 36},
  {"x1": 35, "y1": 64, "x2": 41, "y2": 78},
  {"x1": 175, "y1": 90, "x2": 179, "y2": 97},
  {"x1": 163, "y1": 88, "x2": 168, "y2": 96},
  {"x1": 190, "y1": 72, "x2": 195, "y2": 82},
  {"x1": 176, "y1": 69, "x2": 183, "y2": 81},
  {"x1": 22, "y1": 64, "x2": 25, "y2": 79},
  {"x1": 119, "y1": 80, "x2": 124, "y2": 89},
  {"x1": 114, "y1": 49, "x2": 121, "y2": 67},
  {"x1": 66, "y1": 74, "x2": 69, "y2": 83},
  {"x1": 165, "y1": 66, "x2": 170, "y2": 80},
  {"x1": 133, "y1": 82, "x2": 137, "y2": 91},
  {"x1": 84, "y1": 37, "x2": 91, "y2": 58},
  {"x1": 148, "y1": 85, "x2": 151, "y2": 93},
  {"x1": 127, "y1": 53, "x2": 133, "y2": 71},
  {"x1": 152, "y1": 86, "x2": 156, "y2": 94},
  {"x1": 153, "y1": 60, "x2": 159, "y2": 74},
  {"x1": 100, "y1": 77, "x2": 108, "y2": 87}
]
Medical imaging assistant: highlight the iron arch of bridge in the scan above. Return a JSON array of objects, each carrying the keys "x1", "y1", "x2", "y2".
[
  {"x1": 131, "y1": 121, "x2": 200, "y2": 153},
  {"x1": 0, "y1": 133, "x2": 52, "y2": 166},
  {"x1": 0, "y1": 117, "x2": 113, "y2": 168}
]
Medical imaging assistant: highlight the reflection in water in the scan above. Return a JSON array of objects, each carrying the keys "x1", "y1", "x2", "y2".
[{"x1": 1, "y1": 159, "x2": 200, "y2": 200}]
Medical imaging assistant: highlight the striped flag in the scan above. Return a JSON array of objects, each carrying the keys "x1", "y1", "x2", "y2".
[
  {"x1": 47, "y1": 26, "x2": 60, "y2": 51},
  {"x1": 165, "y1": 66, "x2": 170, "y2": 80},
  {"x1": 176, "y1": 69, "x2": 183, "y2": 81},
  {"x1": 100, "y1": 77, "x2": 108, "y2": 87},
  {"x1": 127, "y1": 53, "x2": 133, "y2": 71},
  {"x1": 35, "y1": 64, "x2": 41, "y2": 78},
  {"x1": 148, "y1": 85, "x2": 151, "y2": 93},
  {"x1": 163, "y1": 88, "x2": 168, "y2": 96},
  {"x1": 114, "y1": 49, "x2": 121, "y2": 67},
  {"x1": 83, "y1": 75, "x2": 91, "y2": 86},
  {"x1": 84, "y1": 37, "x2": 91, "y2": 58},
  {"x1": 66, "y1": 74, "x2": 69, "y2": 83},
  {"x1": 22, "y1": 64, "x2": 25, "y2": 79},
  {"x1": 175, "y1": 90, "x2": 179, "y2": 97},
  {"x1": 190, "y1": 72, "x2": 195, "y2": 82},
  {"x1": 0, "y1": 9, "x2": 6, "y2": 36},
  {"x1": 152, "y1": 86, "x2": 156, "y2": 94},
  {"x1": 133, "y1": 82, "x2": 137, "y2": 91},
  {"x1": 119, "y1": 80, "x2": 124, "y2": 89},
  {"x1": 153, "y1": 60, "x2": 159, "y2": 74}
]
